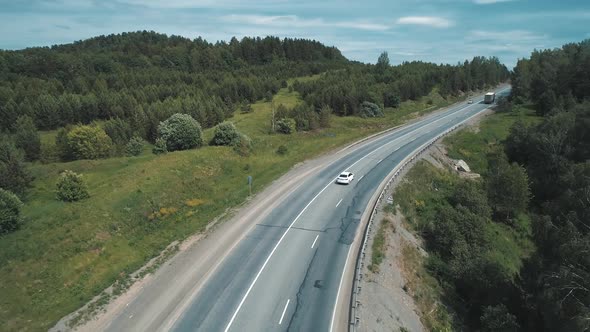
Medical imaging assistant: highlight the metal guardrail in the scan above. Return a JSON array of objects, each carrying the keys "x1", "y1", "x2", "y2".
[{"x1": 348, "y1": 118, "x2": 471, "y2": 331}]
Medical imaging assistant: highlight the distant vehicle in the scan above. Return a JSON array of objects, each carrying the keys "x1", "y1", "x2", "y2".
[
  {"x1": 484, "y1": 92, "x2": 496, "y2": 104},
  {"x1": 468, "y1": 99, "x2": 474, "y2": 104},
  {"x1": 336, "y1": 171, "x2": 354, "y2": 184}
]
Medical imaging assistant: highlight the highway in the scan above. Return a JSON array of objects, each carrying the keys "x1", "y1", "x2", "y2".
[{"x1": 103, "y1": 87, "x2": 510, "y2": 332}]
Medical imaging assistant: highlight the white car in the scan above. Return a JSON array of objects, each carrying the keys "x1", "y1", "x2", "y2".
[
  {"x1": 468, "y1": 99, "x2": 474, "y2": 104},
  {"x1": 336, "y1": 171, "x2": 354, "y2": 185}
]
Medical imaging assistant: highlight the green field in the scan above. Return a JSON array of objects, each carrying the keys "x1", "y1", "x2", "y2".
[{"x1": 0, "y1": 80, "x2": 461, "y2": 331}]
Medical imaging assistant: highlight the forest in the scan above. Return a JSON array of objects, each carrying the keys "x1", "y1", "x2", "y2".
[
  {"x1": 0, "y1": 31, "x2": 508, "y2": 146},
  {"x1": 504, "y1": 39, "x2": 590, "y2": 331}
]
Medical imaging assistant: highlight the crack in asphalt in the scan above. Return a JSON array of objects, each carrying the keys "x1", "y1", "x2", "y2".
[
  {"x1": 254, "y1": 223, "x2": 326, "y2": 233},
  {"x1": 286, "y1": 247, "x2": 320, "y2": 331}
]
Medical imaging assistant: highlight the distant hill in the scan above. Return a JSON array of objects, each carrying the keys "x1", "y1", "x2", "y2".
[{"x1": 0, "y1": 31, "x2": 348, "y2": 133}]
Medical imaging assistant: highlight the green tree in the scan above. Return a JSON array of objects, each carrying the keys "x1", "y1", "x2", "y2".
[
  {"x1": 0, "y1": 139, "x2": 33, "y2": 197},
  {"x1": 0, "y1": 188, "x2": 23, "y2": 234},
  {"x1": 157, "y1": 113, "x2": 203, "y2": 151},
  {"x1": 486, "y1": 154, "x2": 530, "y2": 221},
  {"x1": 56, "y1": 170, "x2": 90, "y2": 202},
  {"x1": 211, "y1": 122, "x2": 241, "y2": 146},
  {"x1": 66, "y1": 125, "x2": 112, "y2": 160},
  {"x1": 125, "y1": 136, "x2": 144, "y2": 156},
  {"x1": 152, "y1": 137, "x2": 168, "y2": 155},
  {"x1": 13, "y1": 115, "x2": 41, "y2": 161},
  {"x1": 480, "y1": 304, "x2": 520, "y2": 332},
  {"x1": 376, "y1": 51, "x2": 390, "y2": 73},
  {"x1": 383, "y1": 92, "x2": 401, "y2": 108},
  {"x1": 359, "y1": 101, "x2": 383, "y2": 118},
  {"x1": 275, "y1": 118, "x2": 296, "y2": 134}
]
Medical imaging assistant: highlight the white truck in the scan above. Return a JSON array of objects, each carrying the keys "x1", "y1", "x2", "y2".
[{"x1": 484, "y1": 92, "x2": 496, "y2": 104}]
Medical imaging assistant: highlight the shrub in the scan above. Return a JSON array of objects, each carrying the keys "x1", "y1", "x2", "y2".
[
  {"x1": 264, "y1": 91, "x2": 273, "y2": 102},
  {"x1": 0, "y1": 188, "x2": 23, "y2": 235},
  {"x1": 276, "y1": 145, "x2": 288, "y2": 155},
  {"x1": 56, "y1": 170, "x2": 90, "y2": 202},
  {"x1": 152, "y1": 137, "x2": 168, "y2": 155},
  {"x1": 211, "y1": 122, "x2": 241, "y2": 146},
  {"x1": 125, "y1": 136, "x2": 144, "y2": 156},
  {"x1": 384, "y1": 92, "x2": 401, "y2": 108},
  {"x1": 276, "y1": 118, "x2": 296, "y2": 134},
  {"x1": 233, "y1": 133, "x2": 253, "y2": 156},
  {"x1": 0, "y1": 139, "x2": 33, "y2": 197},
  {"x1": 66, "y1": 125, "x2": 112, "y2": 160},
  {"x1": 359, "y1": 101, "x2": 384, "y2": 118},
  {"x1": 13, "y1": 115, "x2": 41, "y2": 161},
  {"x1": 240, "y1": 102, "x2": 253, "y2": 114},
  {"x1": 157, "y1": 113, "x2": 203, "y2": 151}
]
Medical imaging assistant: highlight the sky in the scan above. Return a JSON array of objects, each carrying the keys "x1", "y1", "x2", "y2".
[{"x1": 1, "y1": 0, "x2": 589, "y2": 69}]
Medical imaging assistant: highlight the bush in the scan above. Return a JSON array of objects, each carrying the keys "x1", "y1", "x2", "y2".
[
  {"x1": 0, "y1": 139, "x2": 33, "y2": 197},
  {"x1": 276, "y1": 145, "x2": 288, "y2": 155},
  {"x1": 240, "y1": 102, "x2": 253, "y2": 114},
  {"x1": 384, "y1": 92, "x2": 401, "y2": 108},
  {"x1": 0, "y1": 188, "x2": 23, "y2": 235},
  {"x1": 66, "y1": 125, "x2": 112, "y2": 160},
  {"x1": 152, "y1": 137, "x2": 168, "y2": 155},
  {"x1": 276, "y1": 118, "x2": 296, "y2": 134},
  {"x1": 125, "y1": 136, "x2": 144, "y2": 156},
  {"x1": 211, "y1": 122, "x2": 241, "y2": 146},
  {"x1": 157, "y1": 113, "x2": 203, "y2": 151},
  {"x1": 359, "y1": 101, "x2": 384, "y2": 118},
  {"x1": 56, "y1": 170, "x2": 90, "y2": 202},
  {"x1": 13, "y1": 115, "x2": 41, "y2": 161},
  {"x1": 233, "y1": 133, "x2": 253, "y2": 156}
]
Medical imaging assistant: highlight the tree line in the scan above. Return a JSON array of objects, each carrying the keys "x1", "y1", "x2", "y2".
[
  {"x1": 501, "y1": 39, "x2": 590, "y2": 332},
  {"x1": 293, "y1": 53, "x2": 509, "y2": 116}
]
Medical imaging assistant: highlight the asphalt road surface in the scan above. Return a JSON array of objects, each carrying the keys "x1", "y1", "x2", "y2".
[{"x1": 104, "y1": 87, "x2": 510, "y2": 332}]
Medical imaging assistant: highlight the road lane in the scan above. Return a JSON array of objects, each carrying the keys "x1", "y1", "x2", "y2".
[{"x1": 104, "y1": 88, "x2": 509, "y2": 332}]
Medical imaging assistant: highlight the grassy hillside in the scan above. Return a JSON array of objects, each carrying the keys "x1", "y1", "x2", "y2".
[
  {"x1": 393, "y1": 107, "x2": 540, "y2": 330},
  {"x1": 0, "y1": 78, "x2": 462, "y2": 331}
]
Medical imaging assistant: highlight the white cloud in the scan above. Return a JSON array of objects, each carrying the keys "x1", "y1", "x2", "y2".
[
  {"x1": 221, "y1": 14, "x2": 391, "y2": 31},
  {"x1": 473, "y1": 0, "x2": 516, "y2": 5},
  {"x1": 396, "y1": 16, "x2": 454, "y2": 28},
  {"x1": 468, "y1": 30, "x2": 547, "y2": 42},
  {"x1": 118, "y1": 0, "x2": 288, "y2": 9}
]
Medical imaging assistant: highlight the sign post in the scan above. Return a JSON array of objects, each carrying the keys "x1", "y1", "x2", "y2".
[{"x1": 247, "y1": 175, "x2": 252, "y2": 196}]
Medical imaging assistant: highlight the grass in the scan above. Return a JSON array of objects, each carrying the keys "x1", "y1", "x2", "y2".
[
  {"x1": 443, "y1": 105, "x2": 541, "y2": 174},
  {"x1": 0, "y1": 77, "x2": 464, "y2": 331},
  {"x1": 368, "y1": 217, "x2": 391, "y2": 273}
]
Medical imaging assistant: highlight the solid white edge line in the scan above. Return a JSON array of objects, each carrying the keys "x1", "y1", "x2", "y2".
[
  {"x1": 224, "y1": 89, "x2": 510, "y2": 331},
  {"x1": 329, "y1": 245, "x2": 352, "y2": 332},
  {"x1": 358, "y1": 175, "x2": 364, "y2": 182},
  {"x1": 311, "y1": 235, "x2": 319, "y2": 249},
  {"x1": 278, "y1": 299, "x2": 290, "y2": 325},
  {"x1": 224, "y1": 176, "x2": 335, "y2": 332},
  {"x1": 377, "y1": 159, "x2": 382, "y2": 163},
  {"x1": 335, "y1": 198, "x2": 343, "y2": 208}
]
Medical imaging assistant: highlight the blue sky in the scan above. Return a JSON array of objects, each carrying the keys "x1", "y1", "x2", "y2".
[{"x1": 1, "y1": 0, "x2": 589, "y2": 68}]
